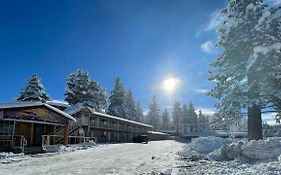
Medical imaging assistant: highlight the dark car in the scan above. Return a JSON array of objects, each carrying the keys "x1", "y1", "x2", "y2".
[{"x1": 132, "y1": 135, "x2": 148, "y2": 144}]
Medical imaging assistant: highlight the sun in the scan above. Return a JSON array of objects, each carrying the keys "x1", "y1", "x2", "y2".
[{"x1": 163, "y1": 78, "x2": 179, "y2": 93}]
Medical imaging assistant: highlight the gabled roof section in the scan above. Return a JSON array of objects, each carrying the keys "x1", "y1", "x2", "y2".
[
  {"x1": 0, "y1": 102, "x2": 76, "y2": 122},
  {"x1": 46, "y1": 100, "x2": 70, "y2": 108},
  {"x1": 64, "y1": 104, "x2": 94, "y2": 115}
]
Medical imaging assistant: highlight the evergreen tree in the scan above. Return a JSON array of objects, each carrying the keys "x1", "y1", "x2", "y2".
[
  {"x1": 125, "y1": 89, "x2": 137, "y2": 120},
  {"x1": 65, "y1": 69, "x2": 90, "y2": 105},
  {"x1": 208, "y1": 0, "x2": 281, "y2": 140},
  {"x1": 197, "y1": 110, "x2": 206, "y2": 131},
  {"x1": 146, "y1": 96, "x2": 161, "y2": 130},
  {"x1": 65, "y1": 69, "x2": 107, "y2": 112},
  {"x1": 181, "y1": 104, "x2": 190, "y2": 134},
  {"x1": 108, "y1": 77, "x2": 127, "y2": 118},
  {"x1": 172, "y1": 101, "x2": 182, "y2": 135},
  {"x1": 16, "y1": 74, "x2": 51, "y2": 102},
  {"x1": 86, "y1": 80, "x2": 107, "y2": 113},
  {"x1": 187, "y1": 102, "x2": 198, "y2": 132},
  {"x1": 161, "y1": 108, "x2": 170, "y2": 131},
  {"x1": 136, "y1": 100, "x2": 144, "y2": 122}
]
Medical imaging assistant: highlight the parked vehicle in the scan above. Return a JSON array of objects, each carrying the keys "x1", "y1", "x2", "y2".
[{"x1": 132, "y1": 135, "x2": 148, "y2": 144}]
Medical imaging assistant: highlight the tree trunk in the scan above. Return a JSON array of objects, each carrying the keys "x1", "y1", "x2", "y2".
[{"x1": 248, "y1": 104, "x2": 262, "y2": 141}]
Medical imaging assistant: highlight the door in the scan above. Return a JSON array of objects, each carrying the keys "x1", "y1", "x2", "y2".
[
  {"x1": 18, "y1": 123, "x2": 30, "y2": 146},
  {"x1": 33, "y1": 124, "x2": 44, "y2": 146}
]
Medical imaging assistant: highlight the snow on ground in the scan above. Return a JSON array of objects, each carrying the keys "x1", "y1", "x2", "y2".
[
  {"x1": 177, "y1": 137, "x2": 281, "y2": 175},
  {"x1": 3, "y1": 137, "x2": 281, "y2": 175},
  {"x1": 0, "y1": 140, "x2": 185, "y2": 175}
]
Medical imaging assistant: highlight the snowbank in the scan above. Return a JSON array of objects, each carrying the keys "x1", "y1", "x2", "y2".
[
  {"x1": 241, "y1": 137, "x2": 281, "y2": 160},
  {"x1": 190, "y1": 137, "x2": 232, "y2": 154},
  {"x1": 0, "y1": 152, "x2": 26, "y2": 164},
  {"x1": 181, "y1": 136, "x2": 281, "y2": 162},
  {"x1": 44, "y1": 141, "x2": 97, "y2": 153},
  {"x1": 207, "y1": 148, "x2": 225, "y2": 161}
]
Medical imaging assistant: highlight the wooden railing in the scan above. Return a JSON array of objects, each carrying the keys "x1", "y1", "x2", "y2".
[{"x1": 0, "y1": 135, "x2": 26, "y2": 152}]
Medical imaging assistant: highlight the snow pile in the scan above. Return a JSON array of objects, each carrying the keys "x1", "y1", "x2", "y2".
[
  {"x1": 178, "y1": 137, "x2": 232, "y2": 161},
  {"x1": 44, "y1": 141, "x2": 97, "y2": 153},
  {"x1": 190, "y1": 137, "x2": 232, "y2": 154},
  {"x1": 0, "y1": 152, "x2": 26, "y2": 164},
  {"x1": 178, "y1": 137, "x2": 281, "y2": 174},
  {"x1": 207, "y1": 148, "x2": 225, "y2": 161},
  {"x1": 220, "y1": 142, "x2": 244, "y2": 160},
  {"x1": 241, "y1": 137, "x2": 281, "y2": 160}
]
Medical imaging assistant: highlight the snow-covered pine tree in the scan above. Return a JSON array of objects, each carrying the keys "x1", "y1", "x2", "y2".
[
  {"x1": 181, "y1": 103, "x2": 189, "y2": 133},
  {"x1": 208, "y1": 0, "x2": 281, "y2": 140},
  {"x1": 108, "y1": 77, "x2": 127, "y2": 118},
  {"x1": 146, "y1": 96, "x2": 161, "y2": 131},
  {"x1": 161, "y1": 108, "x2": 170, "y2": 131},
  {"x1": 187, "y1": 102, "x2": 197, "y2": 132},
  {"x1": 65, "y1": 69, "x2": 90, "y2": 105},
  {"x1": 65, "y1": 69, "x2": 107, "y2": 112},
  {"x1": 86, "y1": 80, "x2": 107, "y2": 113},
  {"x1": 172, "y1": 101, "x2": 182, "y2": 135},
  {"x1": 136, "y1": 101, "x2": 145, "y2": 122},
  {"x1": 16, "y1": 74, "x2": 51, "y2": 102},
  {"x1": 125, "y1": 89, "x2": 137, "y2": 120},
  {"x1": 197, "y1": 110, "x2": 206, "y2": 131}
]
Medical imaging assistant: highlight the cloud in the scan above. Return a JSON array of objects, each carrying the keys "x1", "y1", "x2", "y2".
[
  {"x1": 194, "y1": 88, "x2": 210, "y2": 94},
  {"x1": 205, "y1": 10, "x2": 225, "y2": 32},
  {"x1": 201, "y1": 40, "x2": 217, "y2": 54}
]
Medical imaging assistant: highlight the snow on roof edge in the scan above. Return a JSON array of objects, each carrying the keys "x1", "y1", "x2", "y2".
[{"x1": 93, "y1": 111, "x2": 153, "y2": 128}]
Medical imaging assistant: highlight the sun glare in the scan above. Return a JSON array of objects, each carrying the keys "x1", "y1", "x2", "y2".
[{"x1": 163, "y1": 78, "x2": 179, "y2": 93}]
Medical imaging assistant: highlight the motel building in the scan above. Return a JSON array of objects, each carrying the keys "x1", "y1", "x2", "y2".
[{"x1": 0, "y1": 101, "x2": 168, "y2": 153}]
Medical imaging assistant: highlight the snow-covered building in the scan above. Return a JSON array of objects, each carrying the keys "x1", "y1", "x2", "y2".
[
  {"x1": 0, "y1": 101, "x2": 160, "y2": 153},
  {"x1": 0, "y1": 102, "x2": 76, "y2": 152},
  {"x1": 62, "y1": 104, "x2": 154, "y2": 142}
]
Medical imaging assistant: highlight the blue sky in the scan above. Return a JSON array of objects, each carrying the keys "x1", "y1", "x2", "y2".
[{"x1": 0, "y1": 0, "x2": 227, "y2": 114}]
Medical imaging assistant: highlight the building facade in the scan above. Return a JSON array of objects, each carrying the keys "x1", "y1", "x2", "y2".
[
  {"x1": 0, "y1": 102, "x2": 76, "y2": 152},
  {"x1": 62, "y1": 105, "x2": 154, "y2": 143}
]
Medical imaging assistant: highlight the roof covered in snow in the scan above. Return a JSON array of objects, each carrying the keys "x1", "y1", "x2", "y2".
[
  {"x1": 0, "y1": 102, "x2": 76, "y2": 122},
  {"x1": 64, "y1": 105, "x2": 153, "y2": 128},
  {"x1": 46, "y1": 100, "x2": 70, "y2": 108},
  {"x1": 93, "y1": 111, "x2": 153, "y2": 128},
  {"x1": 147, "y1": 131, "x2": 170, "y2": 135}
]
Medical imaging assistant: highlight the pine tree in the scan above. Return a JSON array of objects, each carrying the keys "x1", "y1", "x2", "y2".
[
  {"x1": 181, "y1": 104, "x2": 189, "y2": 134},
  {"x1": 16, "y1": 74, "x2": 51, "y2": 102},
  {"x1": 108, "y1": 77, "x2": 127, "y2": 118},
  {"x1": 86, "y1": 80, "x2": 107, "y2": 113},
  {"x1": 146, "y1": 96, "x2": 161, "y2": 130},
  {"x1": 208, "y1": 0, "x2": 281, "y2": 140},
  {"x1": 197, "y1": 110, "x2": 206, "y2": 131},
  {"x1": 65, "y1": 69, "x2": 90, "y2": 105},
  {"x1": 161, "y1": 108, "x2": 170, "y2": 131},
  {"x1": 187, "y1": 102, "x2": 197, "y2": 132},
  {"x1": 65, "y1": 69, "x2": 107, "y2": 112},
  {"x1": 136, "y1": 101, "x2": 145, "y2": 122},
  {"x1": 172, "y1": 101, "x2": 182, "y2": 135},
  {"x1": 125, "y1": 89, "x2": 137, "y2": 120}
]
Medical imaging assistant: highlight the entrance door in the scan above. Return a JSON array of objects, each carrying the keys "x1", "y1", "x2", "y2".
[
  {"x1": 33, "y1": 124, "x2": 44, "y2": 146},
  {"x1": 18, "y1": 123, "x2": 30, "y2": 146}
]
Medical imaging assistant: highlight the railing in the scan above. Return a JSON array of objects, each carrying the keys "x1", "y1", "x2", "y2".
[{"x1": 0, "y1": 135, "x2": 26, "y2": 152}]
